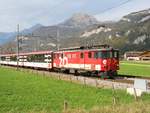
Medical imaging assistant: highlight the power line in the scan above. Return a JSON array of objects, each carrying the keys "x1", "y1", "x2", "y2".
[{"x1": 98, "y1": 0, "x2": 133, "y2": 14}]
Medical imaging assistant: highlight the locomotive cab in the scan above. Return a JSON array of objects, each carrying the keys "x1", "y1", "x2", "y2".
[{"x1": 94, "y1": 49, "x2": 119, "y2": 78}]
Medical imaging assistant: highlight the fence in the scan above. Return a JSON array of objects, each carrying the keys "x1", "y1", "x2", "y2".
[{"x1": 14, "y1": 67, "x2": 133, "y2": 90}]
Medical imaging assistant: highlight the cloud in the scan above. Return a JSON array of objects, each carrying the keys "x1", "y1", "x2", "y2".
[
  {"x1": 0, "y1": 0, "x2": 149, "y2": 32},
  {"x1": 0, "y1": 0, "x2": 66, "y2": 31},
  {"x1": 95, "y1": 0, "x2": 150, "y2": 21}
]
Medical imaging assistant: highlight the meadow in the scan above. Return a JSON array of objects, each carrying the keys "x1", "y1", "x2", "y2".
[
  {"x1": 0, "y1": 67, "x2": 150, "y2": 113},
  {"x1": 119, "y1": 61, "x2": 150, "y2": 77}
]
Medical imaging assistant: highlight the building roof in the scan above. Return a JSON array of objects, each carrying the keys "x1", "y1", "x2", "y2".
[
  {"x1": 124, "y1": 51, "x2": 142, "y2": 57},
  {"x1": 139, "y1": 51, "x2": 150, "y2": 57}
]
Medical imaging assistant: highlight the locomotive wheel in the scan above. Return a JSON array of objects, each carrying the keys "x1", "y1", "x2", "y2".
[
  {"x1": 99, "y1": 72, "x2": 109, "y2": 79},
  {"x1": 64, "y1": 69, "x2": 70, "y2": 74},
  {"x1": 74, "y1": 70, "x2": 79, "y2": 76}
]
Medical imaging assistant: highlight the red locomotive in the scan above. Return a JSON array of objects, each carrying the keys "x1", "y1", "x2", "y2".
[
  {"x1": 0, "y1": 45, "x2": 119, "y2": 78},
  {"x1": 53, "y1": 45, "x2": 119, "y2": 77}
]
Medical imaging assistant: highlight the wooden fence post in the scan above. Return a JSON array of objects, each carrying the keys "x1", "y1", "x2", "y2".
[
  {"x1": 133, "y1": 88, "x2": 137, "y2": 101},
  {"x1": 36, "y1": 70, "x2": 38, "y2": 75},
  {"x1": 112, "y1": 83, "x2": 116, "y2": 105},
  {"x1": 84, "y1": 77, "x2": 86, "y2": 86},
  {"x1": 70, "y1": 75, "x2": 72, "y2": 82},
  {"x1": 64, "y1": 100, "x2": 68, "y2": 111},
  {"x1": 95, "y1": 79, "x2": 98, "y2": 88},
  {"x1": 76, "y1": 76, "x2": 78, "y2": 81},
  {"x1": 42, "y1": 71, "x2": 45, "y2": 76},
  {"x1": 59, "y1": 73, "x2": 61, "y2": 80}
]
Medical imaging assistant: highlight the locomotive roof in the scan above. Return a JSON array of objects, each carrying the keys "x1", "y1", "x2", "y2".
[
  {"x1": 59, "y1": 44, "x2": 111, "y2": 51},
  {"x1": 57, "y1": 44, "x2": 118, "y2": 52},
  {"x1": 55, "y1": 48, "x2": 119, "y2": 53}
]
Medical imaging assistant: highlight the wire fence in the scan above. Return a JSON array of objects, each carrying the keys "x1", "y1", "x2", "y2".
[
  {"x1": 0, "y1": 65, "x2": 147, "y2": 112},
  {"x1": 14, "y1": 66, "x2": 133, "y2": 90}
]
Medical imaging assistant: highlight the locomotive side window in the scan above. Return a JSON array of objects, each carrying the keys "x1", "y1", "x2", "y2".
[
  {"x1": 88, "y1": 52, "x2": 92, "y2": 58},
  {"x1": 94, "y1": 52, "x2": 98, "y2": 59},
  {"x1": 80, "y1": 52, "x2": 84, "y2": 59},
  {"x1": 113, "y1": 51, "x2": 119, "y2": 59},
  {"x1": 67, "y1": 54, "x2": 71, "y2": 59},
  {"x1": 72, "y1": 54, "x2": 76, "y2": 58}
]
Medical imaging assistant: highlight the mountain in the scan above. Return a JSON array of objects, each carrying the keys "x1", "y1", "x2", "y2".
[
  {"x1": 24, "y1": 13, "x2": 100, "y2": 50},
  {"x1": 120, "y1": 8, "x2": 150, "y2": 23},
  {"x1": 80, "y1": 8, "x2": 150, "y2": 53},
  {"x1": 21, "y1": 24, "x2": 43, "y2": 34},
  {"x1": 0, "y1": 32, "x2": 15, "y2": 45},
  {"x1": 0, "y1": 24, "x2": 43, "y2": 45},
  {"x1": 32, "y1": 13, "x2": 99, "y2": 40},
  {"x1": 0, "y1": 13, "x2": 99, "y2": 52},
  {"x1": 1, "y1": 9, "x2": 150, "y2": 53},
  {"x1": 60, "y1": 13, "x2": 99, "y2": 28}
]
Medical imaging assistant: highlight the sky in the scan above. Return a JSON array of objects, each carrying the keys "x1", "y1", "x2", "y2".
[{"x1": 0, "y1": 0, "x2": 150, "y2": 32}]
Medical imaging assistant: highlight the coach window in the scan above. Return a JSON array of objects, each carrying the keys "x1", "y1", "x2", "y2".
[
  {"x1": 1, "y1": 56, "x2": 6, "y2": 61},
  {"x1": 80, "y1": 52, "x2": 84, "y2": 59},
  {"x1": 10, "y1": 56, "x2": 17, "y2": 61},
  {"x1": 88, "y1": 52, "x2": 92, "y2": 58}
]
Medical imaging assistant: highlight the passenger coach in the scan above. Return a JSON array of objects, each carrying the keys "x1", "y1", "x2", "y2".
[{"x1": 0, "y1": 51, "x2": 52, "y2": 69}]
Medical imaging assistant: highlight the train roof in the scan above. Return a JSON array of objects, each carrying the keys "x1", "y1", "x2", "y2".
[
  {"x1": 0, "y1": 51, "x2": 52, "y2": 57},
  {"x1": 56, "y1": 45, "x2": 119, "y2": 53},
  {"x1": 0, "y1": 45, "x2": 119, "y2": 57}
]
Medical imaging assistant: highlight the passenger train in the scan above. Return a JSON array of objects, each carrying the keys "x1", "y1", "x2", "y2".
[{"x1": 0, "y1": 45, "x2": 119, "y2": 78}]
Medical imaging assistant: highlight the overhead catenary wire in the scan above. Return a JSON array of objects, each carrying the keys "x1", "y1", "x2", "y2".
[{"x1": 97, "y1": 0, "x2": 133, "y2": 15}]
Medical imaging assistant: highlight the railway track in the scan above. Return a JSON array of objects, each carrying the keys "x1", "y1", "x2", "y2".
[
  {"x1": 1, "y1": 65, "x2": 150, "y2": 89},
  {"x1": 115, "y1": 74, "x2": 150, "y2": 84}
]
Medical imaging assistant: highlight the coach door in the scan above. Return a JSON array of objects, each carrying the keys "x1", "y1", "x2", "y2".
[{"x1": 79, "y1": 52, "x2": 85, "y2": 69}]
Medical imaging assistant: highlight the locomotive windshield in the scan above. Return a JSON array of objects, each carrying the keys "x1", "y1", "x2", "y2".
[
  {"x1": 94, "y1": 51, "x2": 111, "y2": 59},
  {"x1": 94, "y1": 50, "x2": 119, "y2": 59}
]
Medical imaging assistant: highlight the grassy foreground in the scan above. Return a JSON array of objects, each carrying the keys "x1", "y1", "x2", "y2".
[
  {"x1": 119, "y1": 61, "x2": 150, "y2": 77},
  {"x1": 0, "y1": 67, "x2": 150, "y2": 113}
]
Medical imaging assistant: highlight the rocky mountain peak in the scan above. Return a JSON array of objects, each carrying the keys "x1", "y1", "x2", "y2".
[
  {"x1": 60, "y1": 13, "x2": 99, "y2": 28},
  {"x1": 120, "y1": 8, "x2": 150, "y2": 23}
]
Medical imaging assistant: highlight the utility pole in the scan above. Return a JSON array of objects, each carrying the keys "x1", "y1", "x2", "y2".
[
  {"x1": 56, "y1": 27, "x2": 60, "y2": 51},
  {"x1": 0, "y1": 47, "x2": 1, "y2": 67},
  {"x1": 17, "y1": 24, "x2": 20, "y2": 70}
]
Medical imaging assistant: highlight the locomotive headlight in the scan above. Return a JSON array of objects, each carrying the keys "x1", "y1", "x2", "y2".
[{"x1": 103, "y1": 60, "x2": 107, "y2": 65}]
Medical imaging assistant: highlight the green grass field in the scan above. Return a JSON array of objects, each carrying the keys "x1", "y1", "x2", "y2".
[
  {"x1": 0, "y1": 67, "x2": 150, "y2": 113},
  {"x1": 119, "y1": 61, "x2": 150, "y2": 77}
]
